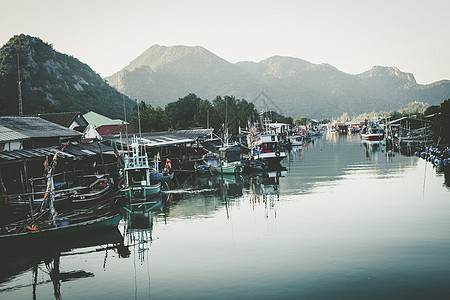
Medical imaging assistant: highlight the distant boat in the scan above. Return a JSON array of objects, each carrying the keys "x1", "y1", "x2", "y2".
[
  {"x1": 121, "y1": 137, "x2": 161, "y2": 201},
  {"x1": 288, "y1": 135, "x2": 303, "y2": 148}
]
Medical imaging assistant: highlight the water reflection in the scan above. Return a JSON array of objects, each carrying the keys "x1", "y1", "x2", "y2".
[
  {"x1": 121, "y1": 194, "x2": 166, "y2": 262},
  {"x1": 361, "y1": 140, "x2": 381, "y2": 160},
  {"x1": 0, "y1": 227, "x2": 127, "y2": 299}
]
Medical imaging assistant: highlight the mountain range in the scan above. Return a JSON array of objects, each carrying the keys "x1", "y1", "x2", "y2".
[
  {"x1": 0, "y1": 35, "x2": 135, "y2": 119},
  {"x1": 1, "y1": 35, "x2": 449, "y2": 121},
  {"x1": 106, "y1": 45, "x2": 450, "y2": 119}
]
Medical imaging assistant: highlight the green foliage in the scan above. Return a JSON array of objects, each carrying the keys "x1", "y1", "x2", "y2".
[
  {"x1": 128, "y1": 93, "x2": 293, "y2": 134},
  {"x1": 424, "y1": 105, "x2": 441, "y2": 117},
  {"x1": 293, "y1": 117, "x2": 309, "y2": 126},
  {"x1": 0, "y1": 34, "x2": 134, "y2": 118},
  {"x1": 165, "y1": 93, "x2": 201, "y2": 129},
  {"x1": 263, "y1": 111, "x2": 293, "y2": 125},
  {"x1": 211, "y1": 95, "x2": 259, "y2": 134},
  {"x1": 389, "y1": 111, "x2": 403, "y2": 120},
  {"x1": 130, "y1": 104, "x2": 170, "y2": 132}
]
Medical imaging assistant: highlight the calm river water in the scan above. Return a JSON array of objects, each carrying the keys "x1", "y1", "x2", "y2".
[{"x1": 1, "y1": 133, "x2": 449, "y2": 299}]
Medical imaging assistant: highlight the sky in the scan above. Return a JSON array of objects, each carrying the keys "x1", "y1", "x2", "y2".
[{"x1": 1, "y1": 0, "x2": 449, "y2": 84}]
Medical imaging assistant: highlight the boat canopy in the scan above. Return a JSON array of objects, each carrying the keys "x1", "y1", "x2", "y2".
[{"x1": 219, "y1": 147, "x2": 241, "y2": 163}]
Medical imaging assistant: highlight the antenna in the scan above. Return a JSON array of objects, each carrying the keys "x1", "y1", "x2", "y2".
[
  {"x1": 251, "y1": 91, "x2": 284, "y2": 116},
  {"x1": 136, "y1": 99, "x2": 142, "y2": 139},
  {"x1": 17, "y1": 51, "x2": 23, "y2": 116},
  {"x1": 123, "y1": 95, "x2": 129, "y2": 145}
]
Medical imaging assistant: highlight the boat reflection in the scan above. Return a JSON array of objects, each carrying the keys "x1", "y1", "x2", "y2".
[
  {"x1": 214, "y1": 174, "x2": 244, "y2": 199},
  {"x1": 245, "y1": 170, "x2": 286, "y2": 220},
  {"x1": 0, "y1": 226, "x2": 127, "y2": 299},
  {"x1": 153, "y1": 170, "x2": 287, "y2": 221},
  {"x1": 246, "y1": 170, "x2": 286, "y2": 200},
  {"x1": 361, "y1": 140, "x2": 381, "y2": 160},
  {"x1": 121, "y1": 193, "x2": 168, "y2": 262}
]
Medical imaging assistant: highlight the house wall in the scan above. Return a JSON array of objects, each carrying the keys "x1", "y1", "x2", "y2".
[{"x1": 0, "y1": 141, "x2": 22, "y2": 152}]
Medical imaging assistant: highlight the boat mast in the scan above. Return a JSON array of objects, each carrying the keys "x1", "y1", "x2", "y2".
[
  {"x1": 123, "y1": 95, "x2": 129, "y2": 145},
  {"x1": 225, "y1": 98, "x2": 228, "y2": 146}
]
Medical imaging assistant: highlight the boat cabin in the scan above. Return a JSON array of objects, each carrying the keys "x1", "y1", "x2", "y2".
[
  {"x1": 255, "y1": 134, "x2": 280, "y2": 153},
  {"x1": 219, "y1": 147, "x2": 241, "y2": 163}
]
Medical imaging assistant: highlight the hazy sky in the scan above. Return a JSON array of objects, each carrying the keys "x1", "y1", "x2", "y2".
[{"x1": 2, "y1": 0, "x2": 449, "y2": 84}]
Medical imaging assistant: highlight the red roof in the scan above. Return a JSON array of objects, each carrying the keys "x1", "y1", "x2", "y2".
[{"x1": 96, "y1": 124, "x2": 129, "y2": 135}]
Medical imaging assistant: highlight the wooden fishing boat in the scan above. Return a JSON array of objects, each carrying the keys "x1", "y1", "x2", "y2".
[
  {"x1": 244, "y1": 159, "x2": 268, "y2": 172},
  {"x1": 0, "y1": 150, "x2": 122, "y2": 252},
  {"x1": 194, "y1": 163, "x2": 211, "y2": 175},
  {"x1": 0, "y1": 210, "x2": 121, "y2": 251},
  {"x1": 153, "y1": 171, "x2": 174, "y2": 182},
  {"x1": 70, "y1": 174, "x2": 114, "y2": 205},
  {"x1": 121, "y1": 137, "x2": 161, "y2": 201}
]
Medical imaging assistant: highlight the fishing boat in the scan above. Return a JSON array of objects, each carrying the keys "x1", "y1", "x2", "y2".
[
  {"x1": 0, "y1": 210, "x2": 121, "y2": 251},
  {"x1": 243, "y1": 159, "x2": 268, "y2": 172},
  {"x1": 152, "y1": 156, "x2": 174, "y2": 183},
  {"x1": 249, "y1": 133, "x2": 287, "y2": 166},
  {"x1": 70, "y1": 174, "x2": 114, "y2": 205},
  {"x1": 0, "y1": 151, "x2": 122, "y2": 251},
  {"x1": 245, "y1": 116, "x2": 287, "y2": 167},
  {"x1": 360, "y1": 122, "x2": 384, "y2": 141},
  {"x1": 121, "y1": 137, "x2": 161, "y2": 201},
  {"x1": 194, "y1": 162, "x2": 211, "y2": 175},
  {"x1": 288, "y1": 135, "x2": 303, "y2": 148},
  {"x1": 209, "y1": 146, "x2": 244, "y2": 174}
]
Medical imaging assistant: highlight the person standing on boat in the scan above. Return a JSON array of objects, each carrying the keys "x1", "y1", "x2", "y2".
[{"x1": 165, "y1": 159, "x2": 172, "y2": 174}]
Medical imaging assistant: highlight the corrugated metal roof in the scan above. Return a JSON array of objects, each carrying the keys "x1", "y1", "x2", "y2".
[
  {"x1": 0, "y1": 142, "x2": 114, "y2": 164},
  {"x1": 0, "y1": 125, "x2": 29, "y2": 142},
  {"x1": 0, "y1": 146, "x2": 75, "y2": 163},
  {"x1": 0, "y1": 116, "x2": 81, "y2": 142},
  {"x1": 63, "y1": 142, "x2": 113, "y2": 156},
  {"x1": 104, "y1": 129, "x2": 214, "y2": 148}
]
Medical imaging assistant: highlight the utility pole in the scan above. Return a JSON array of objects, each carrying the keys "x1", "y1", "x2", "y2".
[{"x1": 17, "y1": 51, "x2": 23, "y2": 116}]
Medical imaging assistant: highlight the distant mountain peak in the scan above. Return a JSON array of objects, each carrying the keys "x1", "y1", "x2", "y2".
[
  {"x1": 125, "y1": 44, "x2": 227, "y2": 73},
  {"x1": 360, "y1": 65, "x2": 416, "y2": 83},
  {"x1": 260, "y1": 55, "x2": 313, "y2": 78}
]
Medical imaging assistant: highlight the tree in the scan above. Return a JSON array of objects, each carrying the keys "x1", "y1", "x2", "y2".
[
  {"x1": 295, "y1": 117, "x2": 309, "y2": 126},
  {"x1": 390, "y1": 111, "x2": 402, "y2": 120},
  {"x1": 211, "y1": 96, "x2": 259, "y2": 134},
  {"x1": 194, "y1": 99, "x2": 215, "y2": 129},
  {"x1": 165, "y1": 93, "x2": 201, "y2": 129},
  {"x1": 130, "y1": 104, "x2": 170, "y2": 132}
]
